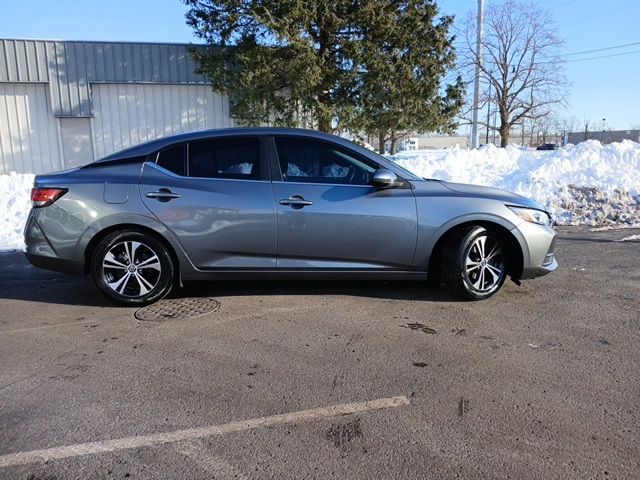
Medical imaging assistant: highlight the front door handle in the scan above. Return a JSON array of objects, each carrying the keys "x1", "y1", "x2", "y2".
[
  {"x1": 279, "y1": 195, "x2": 313, "y2": 209},
  {"x1": 146, "y1": 188, "x2": 181, "y2": 202}
]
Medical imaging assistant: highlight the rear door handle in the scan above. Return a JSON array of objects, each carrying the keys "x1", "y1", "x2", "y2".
[
  {"x1": 146, "y1": 188, "x2": 181, "y2": 201},
  {"x1": 279, "y1": 195, "x2": 313, "y2": 209}
]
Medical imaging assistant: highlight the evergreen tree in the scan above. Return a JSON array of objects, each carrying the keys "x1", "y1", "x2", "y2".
[
  {"x1": 352, "y1": 1, "x2": 464, "y2": 153},
  {"x1": 184, "y1": 0, "x2": 463, "y2": 138}
]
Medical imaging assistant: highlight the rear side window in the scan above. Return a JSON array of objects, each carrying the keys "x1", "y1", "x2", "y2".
[
  {"x1": 156, "y1": 144, "x2": 186, "y2": 176},
  {"x1": 188, "y1": 137, "x2": 260, "y2": 179}
]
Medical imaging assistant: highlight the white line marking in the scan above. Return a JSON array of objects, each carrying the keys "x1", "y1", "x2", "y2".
[
  {"x1": 174, "y1": 440, "x2": 249, "y2": 480},
  {"x1": 0, "y1": 395, "x2": 409, "y2": 468}
]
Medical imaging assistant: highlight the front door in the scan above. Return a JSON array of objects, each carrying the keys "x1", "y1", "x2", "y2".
[
  {"x1": 270, "y1": 136, "x2": 418, "y2": 270},
  {"x1": 140, "y1": 136, "x2": 277, "y2": 269}
]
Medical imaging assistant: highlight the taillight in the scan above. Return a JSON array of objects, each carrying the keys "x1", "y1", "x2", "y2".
[{"x1": 31, "y1": 188, "x2": 68, "y2": 208}]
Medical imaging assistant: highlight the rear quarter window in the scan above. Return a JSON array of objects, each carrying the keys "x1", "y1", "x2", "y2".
[
  {"x1": 81, "y1": 155, "x2": 148, "y2": 169},
  {"x1": 156, "y1": 144, "x2": 186, "y2": 176}
]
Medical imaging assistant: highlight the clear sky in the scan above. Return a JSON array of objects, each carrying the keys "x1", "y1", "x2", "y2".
[{"x1": 1, "y1": 0, "x2": 638, "y2": 130}]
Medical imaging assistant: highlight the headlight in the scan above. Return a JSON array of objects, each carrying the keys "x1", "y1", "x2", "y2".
[{"x1": 508, "y1": 206, "x2": 552, "y2": 226}]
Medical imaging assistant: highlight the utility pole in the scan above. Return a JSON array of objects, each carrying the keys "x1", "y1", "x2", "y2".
[
  {"x1": 471, "y1": 0, "x2": 484, "y2": 149},
  {"x1": 485, "y1": 80, "x2": 491, "y2": 145},
  {"x1": 492, "y1": 110, "x2": 497, "y2": 145}
]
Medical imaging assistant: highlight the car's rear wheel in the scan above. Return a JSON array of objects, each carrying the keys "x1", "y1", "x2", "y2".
[
  {"x1": 442, "y1": 226, "x2": 507, "y2": 300},
  {"x1": 92, "y1": 230, "x2": 174, "y2": 306}
]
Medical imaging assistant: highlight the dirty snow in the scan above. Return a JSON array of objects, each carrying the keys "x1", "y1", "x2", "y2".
[
  {"x1": 391, "y1": 140, "x2": 640, "y2": 226},
  {"x1": 1, "y1": 140, "x2": 639, "y2": 251},
  {"x1": 590, "y1": 225, "x2": 640, "y2": 232},
  {"x1": 617, "y1": 234, "x2": 640, "y2": 242}
]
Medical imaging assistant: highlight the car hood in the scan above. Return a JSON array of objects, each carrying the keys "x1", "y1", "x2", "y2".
[{"x1": 420, "y1": 180, "x2": 542, "y2": 210}]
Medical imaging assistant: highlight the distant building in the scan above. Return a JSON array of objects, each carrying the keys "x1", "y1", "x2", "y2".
[
  {"x1": 0, "y1": 38, "x2": 234, "y2": 174},
  {"x1": 401, "y1": 135, "x2": 468, "y2": 150},
  {"x1": 567, "y1": 130, "x2": 640, "y2": 145}
]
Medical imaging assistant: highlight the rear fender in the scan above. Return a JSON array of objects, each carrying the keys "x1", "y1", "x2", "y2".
[{"x1": 75, "y1": 213, "x2": 198, "y2": 277}]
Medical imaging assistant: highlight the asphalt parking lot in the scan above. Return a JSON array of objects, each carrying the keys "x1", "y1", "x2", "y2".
[{"x1": 1, "y1": 226, "x2": 639, "y2": 479}]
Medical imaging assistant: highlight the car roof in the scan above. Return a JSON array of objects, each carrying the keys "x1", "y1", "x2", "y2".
[
  {"x1": 91, "y1": 127, "x2": 420, "y2": 180},
  {"x1": 97, "y1": 127, "x2": 361, "y2": 162}
]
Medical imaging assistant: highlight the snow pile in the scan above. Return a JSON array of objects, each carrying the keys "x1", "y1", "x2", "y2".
[
  {"x1": 0, "y1": 172, "x2": 34, "y2": 251},
  {"x1": 391, "y1": 140, "x2": 640, "y2": 226}
]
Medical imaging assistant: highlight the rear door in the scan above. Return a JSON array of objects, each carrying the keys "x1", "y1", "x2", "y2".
[
  {"x1": 139, "y1": 136, "x2": 277, "y2": 269},
  {"x1": 270, "y1": 136, "x2": 418, "y2": 270}
]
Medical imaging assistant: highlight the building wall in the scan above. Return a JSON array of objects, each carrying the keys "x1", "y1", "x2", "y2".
[
  {"x1": 0, "y1": 39, "x2": 209, "y2": 117},
  {"x1": 0, "y1": 82, "x2": 63, "y2": 174},
  {"x1": 0, "y1": 39, "x2": 234, "y2": 174},
  {"x1": 91, "y1": 83, "x2": 233, "y2": 160},
  {"x1": 567, "y1": 130, "x2": 640, "y2": 145},
  {"x1": 402, "y1": 136, "x2": 469, "y2": 150}
]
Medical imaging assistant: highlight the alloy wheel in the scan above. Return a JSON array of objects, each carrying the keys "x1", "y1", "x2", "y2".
[
  {"x1": 102, "y1": 241, "x2": 162, "y2": 298},
  {"x1": 464, "y1": 235, "x2": 505, "y2": 292}
]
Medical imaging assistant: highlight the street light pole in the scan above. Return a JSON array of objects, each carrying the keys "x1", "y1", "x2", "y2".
[{"x1": 471, "y1": 0, "x2": 484, "y2": 149}]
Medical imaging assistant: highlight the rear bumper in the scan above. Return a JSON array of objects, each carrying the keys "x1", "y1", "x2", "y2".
[
  {"x1": 24, "y1": 212, "x2": 84, "y2": 276},
  {"x1": 25, "y1": 252, "x2": 83, "y2": 276}
]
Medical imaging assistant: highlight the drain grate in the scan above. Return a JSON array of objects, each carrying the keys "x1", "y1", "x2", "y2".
[{"x1": 134, "y1": 297, "x2": 220, "y2": 322}]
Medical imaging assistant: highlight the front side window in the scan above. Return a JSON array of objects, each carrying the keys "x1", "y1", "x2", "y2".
[
  {"x1": 274, "y1": 137, "x2": 378, "y2": 185},
  {"x1": 189, "y1": 137, "x2": 260, "y2": 179}
]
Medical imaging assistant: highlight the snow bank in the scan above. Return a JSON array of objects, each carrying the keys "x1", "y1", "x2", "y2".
[
  {"x1": 0, "y1": 140, "x2": 639, "y2": 251},
  {"x1": 0, "y1": 172, "x2": 34, "y2": 251},
  {"x1": 391, "y1": 140, "x2": 640, "y2": 226}
]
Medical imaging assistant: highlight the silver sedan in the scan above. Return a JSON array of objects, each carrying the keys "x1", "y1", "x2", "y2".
[{"x1": 24, "y1": 128, "x2": 557, "y2": 305}]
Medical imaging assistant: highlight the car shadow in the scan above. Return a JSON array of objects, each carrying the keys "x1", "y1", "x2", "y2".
[
  {"x1": 0, "y1": 251, "x2": 457, "y2": 306},
  {"x1": 170, "y1": 279, "x2": 456, "y2": 303},
  {"x1": 0, "y1": 252, "x2": 111, "y2": 307}
]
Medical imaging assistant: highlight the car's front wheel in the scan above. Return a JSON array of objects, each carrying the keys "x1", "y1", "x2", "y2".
[
  {"x1": 442, "y1": 226, "x2": 507, "y2": 300},
  {"x1": 92, "y1": 230, "x2": 174, "y2": 306}
]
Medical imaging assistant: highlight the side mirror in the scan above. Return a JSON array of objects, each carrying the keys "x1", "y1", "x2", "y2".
[{"x1": 372, "y1": 168, "x2": 401, "y2": 189}]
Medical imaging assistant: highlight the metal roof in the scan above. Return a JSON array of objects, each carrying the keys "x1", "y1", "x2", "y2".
[{"x1": 0, "y1": 38, "x2": 208, "y2": 117}]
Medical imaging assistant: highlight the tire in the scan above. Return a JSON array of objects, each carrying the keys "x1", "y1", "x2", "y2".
[
  {"x1": 92, "y1": 230, "x2": 174, "y2": 306},
  {"x1": 442, "y1": 226, "x2": 507, "y2": 300}
]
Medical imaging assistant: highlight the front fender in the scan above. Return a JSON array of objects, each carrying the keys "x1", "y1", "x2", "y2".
[{"x1": 413, "y1": 198, "x2": 528, "y2": 270}]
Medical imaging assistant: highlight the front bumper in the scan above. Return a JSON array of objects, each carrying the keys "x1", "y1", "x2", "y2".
[
  {"x1": 513, "y1": 221, "x2": 558, "y2": 280},
  {"x1": 520, "y1": 256, "x2": 558, "y2": 279}
]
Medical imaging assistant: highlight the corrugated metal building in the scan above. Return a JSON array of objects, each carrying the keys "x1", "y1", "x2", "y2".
[{"x1": 0, "y1": 38, "x2": 234, "y2": 174}]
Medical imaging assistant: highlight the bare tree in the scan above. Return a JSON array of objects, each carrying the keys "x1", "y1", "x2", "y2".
[
  {"x1": 581, "y1": 118, "x2": 593, "y2": 142},
  {"x1": 559, "y1": 115, "x2": 580, "y2": 135},
  {"x1": 460, "y1": 0, "x2": 568, "y2": 147},
  {"x1": 536, "y1": 113, "x2": 560, "y2": 145}
]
